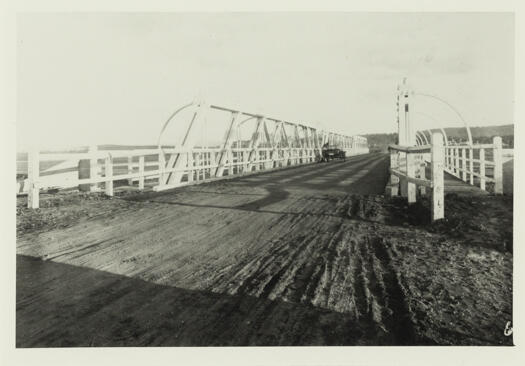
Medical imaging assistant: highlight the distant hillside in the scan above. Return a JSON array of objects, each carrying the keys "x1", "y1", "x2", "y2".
[
  {"x1": 364, "y1": 124, "x2": 514, "y2": 152},
  {"x1": 362, "y1": 133, "x2": 398, "y2": 153}
]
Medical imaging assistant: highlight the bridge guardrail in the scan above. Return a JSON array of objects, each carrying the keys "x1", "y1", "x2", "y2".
[
  {"x1": 388, "y1": 132, "x2": 444, "y2": 221},
  {"x1": 388, "y1": 134, "x2": 506, "y2": 222},
  {"x1": 444, "y1": 137, "x2": 503, "y2": 193},
  {"x1": 20, "y1": 142, "x2": 370, "y2": 209}
]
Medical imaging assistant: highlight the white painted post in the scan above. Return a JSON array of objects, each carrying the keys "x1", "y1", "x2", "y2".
[
  {"x1": 27, "y1": 149, "x2": 40, "y2": 209},
  {"x1": 419, "y1": 155, "x2": 426, "y2": 196},
  {"x1": 431, "y1": 132, "x2": 445, "y2": 221},
  {"x1": 493, "y1": 136, "x2": 503, "y2": 194},
  {"x1": 105, "y1": 154, "x2": 113, "y2": 196},
  {"x1": 215, "y1": 111, "x2": 240, "y2": 178},
  {"x1": 406, "y1": 152, "x2": 416, "y2": 203},
  {"x1": 400, "y1": 152, "x2": 408, "y2": 198},
  {"x1": 211, "y1": 150, "x2": 218, "y2": 174},
  {"x1": 188, "y1": 152, "x2": 194, "y2": 182},
  {"x1": 455, "y1": 147, "x2": 460, "y2": 177},
  {"x1": 469, "y1": 147, "x2": 474, "y2": 185},
  {"x1": 390, "y1": 150, "x2": 399, "y2": 196},
  {"x1": 479, "y1": 148, "x2": 486, "y2": 191},
  {"x1": 447, "y1": 147, "x2": 451, "y2": 171},
  {"x1": 195, "y1": 152, "x2": 200, "y2": 181},
  {"x1": 127, "y1": 156, "x2": 133, "y2": 186},
  {"x1": 158, "y1": 150, "x2": 166, "y2": 187},
  {"x1": 138, "y1": 155, "x2": 145, "y2": 190},
  {"x1": 461, "y1": 148, "x2": 467, "y2": 181},
  {"x1": 89, "y1": 145, "x2": 100, "y2": 192}
]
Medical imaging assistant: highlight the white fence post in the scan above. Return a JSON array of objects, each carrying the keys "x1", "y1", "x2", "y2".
[
  {"x1": 469, "y1": 147, "x2": 474, "y2": 185},
  {"x1": 419, "y1": 156, "x2": 426, "y2": 196},
  {"x1": 399, "y1": 152, "x2": 408, "y2": 197},
  {"x1": 27, "y1": 149, "x2": 40, "y2": 209},
  {"x1": 406, "y1": 152, "x2": 416, "y2": 203},
  {"x1": 188, "y1": 152, "x2": 194, "y2": 182},
  {"x1": 389, "y1": 150, "x2": 399, "y2": 196},
  {"x1": 127, "y1": 156, "x2": 134, "y2": 186},
  {"x1": 431, "y1": 132, "x2": 444, "y2": 221},
  {"x1": 454, "y1": 147, "x2": 460, "y2": 178},
  {"x1": 138, "y1": 155, "x2": 145, "y2": 190},
  {"x1": 89, "y1": 145, "x2": 100, "y2": 192},
  {"x1": 493, "y1": 136, "x2": 503, "y2": 194},
  {"x1": 158, "y1": 150, "x2": 166, "y2": 187},
  {"x1": 461, "y1": 147, "x2": 467, "y2": 182},
  {"x1": 105, "y1": 154, "x2": 114, "y2": 197},
  {"x1": 479, "y1": 148, "x2": 486, "y2": 191}
]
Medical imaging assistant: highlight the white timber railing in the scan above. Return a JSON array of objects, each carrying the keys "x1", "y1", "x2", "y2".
[
  {"x1": 20, "y1": 141, "x2": 369, "y2": 209},
  {"x1": 154, "y1": 101, "x2": 369, "y2": 191},
  {"x1": 388, "y1": 132, "x2": 444, "y2": 221},
  {"x1": 20, "y1": 101, "x2": 371, "y2": 208},
  {"x1": 388, "y1": 134, "x2": 507, "y2": 221},
  {"x1": 443, "y1": 136, "x2": 503, "y2": 193}
]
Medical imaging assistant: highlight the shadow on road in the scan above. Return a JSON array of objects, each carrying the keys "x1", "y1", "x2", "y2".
[{"x1": 17, "y1": 254, "x2": 385, "y2": 347}]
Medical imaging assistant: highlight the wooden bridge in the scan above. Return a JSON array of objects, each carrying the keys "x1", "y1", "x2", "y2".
[{"x1": 16, "y1": 91, "x2": 513, "y2": 347}]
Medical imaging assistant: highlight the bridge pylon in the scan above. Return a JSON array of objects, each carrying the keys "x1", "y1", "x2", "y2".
[{"x1": 397, "y1": 77, "x2": 416, "y2": 146}]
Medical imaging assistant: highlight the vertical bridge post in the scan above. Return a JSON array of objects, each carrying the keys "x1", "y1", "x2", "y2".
[
  {"x1": 493, "y1": 136, "x2": 503, "y2": 194},
  {"x1": 138, "y1": 155, "x2": 145, "y2": 190},
  {"x1": 479, "y1": 148, "x2": 486, "y2": 191},
  {"x1": 389, "y1": 150, "x2": 399, "y2": 196},
  {"x1": 27, "y1": 148, "x2": 40, "y2": 209},
  {"x1": 105, "y1": 154, "x2": 114, "y2": 197},
  {"x1": 406, "y1": 152, "x2": 416, "y2": 203},
  {"x1": 431, "y1": 132, "x2": 445, "y2": 221},
  {"x1": 90, "y1": 145, "x2": 100, "y2": 191}
]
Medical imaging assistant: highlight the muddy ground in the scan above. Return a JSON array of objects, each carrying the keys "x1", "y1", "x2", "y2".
[{"x1": 16, "y1": 153, "x2": 513, "y2": 346}]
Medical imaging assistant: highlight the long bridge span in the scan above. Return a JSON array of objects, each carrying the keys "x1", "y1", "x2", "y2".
[{"x1": 16, "y1": 93, "x2": 512, "y2": 347}]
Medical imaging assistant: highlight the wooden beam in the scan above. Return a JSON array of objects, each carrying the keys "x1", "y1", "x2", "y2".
[
  {"x1": 493, "y1": 136, "x2": 503, "y2": 194},
  {"x1": 27, "y1": 149, "x2": 39, "y2": 209},
  {"x1": 245, "y1": 116, "x2": 264, "y2": 172},
  {"x1": 431, "y1": 132, "x2": 445, "y2": 221},
  {"x1": 479, "y1": 148, "x2": 486, "y2": 190},
  {"x1": 406, "y1": 152, "x2": 417, "y2": 203},
  {"x1": 164, "y1": 101, "x2": 208, "y2": 186},
  {"x1": 105, "y1": 154, "x2": 113, "y2": 197},
  {"x1": 138, "y1": 156, "x2": 145, "y2": 190},
  {"x1": 215, "y1": 111, "x2": 240, "y2": 178}
]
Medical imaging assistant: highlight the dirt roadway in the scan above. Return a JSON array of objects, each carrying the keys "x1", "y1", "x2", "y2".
[{"x1": 16, "y1": 152, "x2": 513, "y2": 346}]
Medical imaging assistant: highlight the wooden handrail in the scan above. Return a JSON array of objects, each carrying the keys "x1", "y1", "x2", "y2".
[{"x1": 388, "y1": 144, "x2": 431, "y2": 153}]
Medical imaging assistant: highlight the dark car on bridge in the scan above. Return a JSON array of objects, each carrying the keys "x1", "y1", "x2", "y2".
[{"x1": 320, "y1": 144, "x2": 346, "y2": 162}]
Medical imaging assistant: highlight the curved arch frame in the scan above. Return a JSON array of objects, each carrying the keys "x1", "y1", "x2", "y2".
[
  {"x1": 156, "y1": 102, "x2": 194, "y2": 147},
  {"x1": 154, "y1": 100, "x2": 370, "y2": 191},
  {"x1": 416, "y1": 130, "x2": 429, "y2": 145},
  {"x1": 414, "y1": 111, "x2": 450, "y2": 146},
  {"x1": 414, "y1": 92, "x2": 472, "y2": 145}
]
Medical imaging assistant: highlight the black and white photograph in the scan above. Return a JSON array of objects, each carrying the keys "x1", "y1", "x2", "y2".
[{"x1": 2, "y1": 2, "x2": 524, "y2": 366}]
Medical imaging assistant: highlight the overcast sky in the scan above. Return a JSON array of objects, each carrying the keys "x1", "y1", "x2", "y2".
[{"x1": 17, "y1": 12, "x2": 514, "y2": 150}]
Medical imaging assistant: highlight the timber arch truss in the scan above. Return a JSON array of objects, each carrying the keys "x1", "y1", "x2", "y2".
[{"x1": 154, "y1": 99, "x2": 369, "y2": 191}]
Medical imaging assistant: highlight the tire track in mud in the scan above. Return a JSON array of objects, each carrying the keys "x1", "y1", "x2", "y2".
[
  {"x1": 219, "y1": 213, "x2": 333, "y2": 297},
  {"x1": 200, "y1": 194, "x2": 418, "y2": 345},
  {"x1": 368, "y1": 237, "x2": 417, "y2": 344},
  {"x1": 233, "y1": 194, "x2": 416, "y2": 344}
]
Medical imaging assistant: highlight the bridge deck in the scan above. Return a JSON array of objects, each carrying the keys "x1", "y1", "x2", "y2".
[
  {"x1": 16, "y1": 152, "x2": 512, "y2": 346},
  {"x1": 443, "y1": 171, "x2": 490, "y2": 195},
  {"x1": 430, "y1": 160, "x2": 513, "y2": 195}
]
